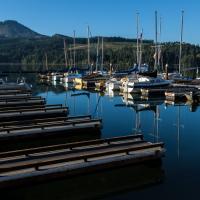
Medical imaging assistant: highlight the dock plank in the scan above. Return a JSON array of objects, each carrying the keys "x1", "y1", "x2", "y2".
[{"x1": 0, "y1": 135, "x2": 164, "y2": 189}]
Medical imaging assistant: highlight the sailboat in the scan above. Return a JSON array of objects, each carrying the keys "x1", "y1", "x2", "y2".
[
  {"x1": 163, "y1": 11, "x2": 192, "y2": 83},
  {"x1": 119, "y1": 11, "x2": 172, "y2": 93},
  {"x1": 125, "y1": 76, "x2": 171, "y2": 92},
  {"x1": 61, "y1": 32, "x2": 82, "y2": 84}
]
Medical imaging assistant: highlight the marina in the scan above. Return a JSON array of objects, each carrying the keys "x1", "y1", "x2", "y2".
[
  {"x1": 1, "y1": 0, "x2": 200, "y2": 199},
  {"x1": 2, "y1": 51, "x2": 200, "y2": 198},
  {"x1": 0, "y1": 68, "x2": 200, "y2": 199}
]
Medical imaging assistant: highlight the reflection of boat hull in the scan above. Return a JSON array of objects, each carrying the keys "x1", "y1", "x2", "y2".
[
  {"x1": 123, "y1": 93, "x2": 165, "y2": 106},
  {"x1": 105, "y1": 90, "x2": 120, "y2": 97},
  {"x1": 107, "y1": 81, "x2": 121, "y2": 91},
  {"x1": 60, "y1": 82, "x2": 74, "y2": 90}
]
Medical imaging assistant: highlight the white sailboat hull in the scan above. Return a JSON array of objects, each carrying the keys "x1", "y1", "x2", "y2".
[{"x1": 127, "y1": 81, "x2": 171, "y2": 93}]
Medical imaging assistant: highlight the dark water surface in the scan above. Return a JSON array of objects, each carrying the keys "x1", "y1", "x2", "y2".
[{"x1": 2, "y1": 73, "x2": 200, "y2": 200}]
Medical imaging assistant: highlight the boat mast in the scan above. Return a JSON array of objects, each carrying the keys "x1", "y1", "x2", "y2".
[
  {"x1": 179, "y1": 10, "x2": 184, "y2": 74},
  {"x1": 139, "y1": 29, "x2": 143, "y2": 68},
  {"x1": 87, "y1": 26, "x2": 91, "y2": 72},
  {"x1": 63, "y1": 39, "x2": 68, "y2": 68},
  {"x1": 96, "y1": 37, "x2": 100, "y2": 72},
  {"x1": 45, "y1": 53, "x2": 48, "y2": 71},
  {"x1": 101, "y1": 37, "x2": 104, "y2": 72},
  {"x1": 158, "y1": 16, "x2": 163, "y2": 71},
  {"x1": 136, "y1": 12, "x2": 139, "y2": 67},
  {"x1": 154, "y1": 10, "x2": 158, "y2": 70},
  {"x1": 73, "y1": 30, "x2": 76, "y2": 69},
  {"x1": 158, "y1": 16, "x2": 161, "y2": 68}
]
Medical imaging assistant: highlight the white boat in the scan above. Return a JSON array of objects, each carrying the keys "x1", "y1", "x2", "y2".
[
  {"x1": 51, "y1": 72, "x2": 63, "y2": 82},
  {"x1": 119, "y1": 76, "x2": 138, "y2": 93},
  {"x1": 122, "y1": 76, "x2": 172, "y2": 93},
  {"x1": 105, "y1": 78, "x2": 122, "y2": 91}
]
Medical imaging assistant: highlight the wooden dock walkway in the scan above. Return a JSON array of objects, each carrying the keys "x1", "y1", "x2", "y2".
[
  {"x1": 0, "y1": 98, "x2": 46, "y2": 107},
  {"x1": 0, "y1": 105, "x2": 68, "y2": 122},
  {"x1": 0, "y1": 84, "x2": 102, "y2": 144},
  {"x1": 0, "y1": 118, "x2": 102, "y2": 142},
  {"x1": 0, "y1": 90, "x2": 32, "y2": 95},
  {"x1": 0, "y1": 81, "x2": 166, "y2": 191},
  {"x1": 165, "y1": 87, "x2": 198, "y2": 101},
  {"x1": 0, "y1": 115, "x2": 91, "y2": 127},
  {"x1": 0, "y1": 134, "x2": 164, "y2": 189}
]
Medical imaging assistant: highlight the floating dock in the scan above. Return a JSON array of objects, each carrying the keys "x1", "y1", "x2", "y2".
[
  {"x1": 0, "y1": 97, "x2": 46, "y2": 107},
  {"x1": 0, "y1": 134, "x2": 164, "y2": 189},
  {"x1": 165, "y1": 87, "x2": 198, "y2": 101},
  {"x1": 0, "y1": 104, "x2": 68, "y2": 122},
  {"x1": 0, "y1": 89, "x2": 31, "y2": 95},
  {"x1": 0, "y1": 117, "x2": 102, "y2": 142},
  {"x1": 0, "y1": 84, "x2": 102, "y2": 148},
  {"x1": 2, "y1": 161, "x2": 164, "y2": 199}
]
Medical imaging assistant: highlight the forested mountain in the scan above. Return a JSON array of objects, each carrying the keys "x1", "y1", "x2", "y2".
[
  {"x1": 0, "y1": 20, "x2": 45, "y2": 38},
  {"x1": 0, "y1": 20, "x2": 199, "y2": 74}
]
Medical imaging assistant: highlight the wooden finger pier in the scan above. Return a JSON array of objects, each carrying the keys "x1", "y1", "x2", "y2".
[
  {"x1": 136, "y1": 85, "x2": 200, "y2": 103},
  {"x1": 0, "y1": 134, "x2": 164, "y2": 189},
  {"x1": 0, "y1": 83, "x2": 165, "y2": 190},
  {"x1": 0, "y1": 86, "x2": 102, "y2": 145}
]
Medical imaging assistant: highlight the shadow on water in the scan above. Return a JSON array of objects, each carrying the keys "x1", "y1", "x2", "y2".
[{"x1": 2, "y1": 160, "x2": 164, "y2": 200}]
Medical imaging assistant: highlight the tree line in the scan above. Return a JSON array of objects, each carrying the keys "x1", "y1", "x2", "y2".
[{"x1": 0, "y1": 36, "x2": 199, "y2": 75}]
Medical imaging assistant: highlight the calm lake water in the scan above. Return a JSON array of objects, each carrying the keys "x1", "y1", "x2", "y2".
[{"x1": 3, "y1": 73, "x2": 200, "y2": 199}]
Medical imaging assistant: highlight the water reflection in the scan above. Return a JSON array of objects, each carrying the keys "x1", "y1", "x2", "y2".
[
  {"x1": 3, "y1": 74, "x2": 200, "y2": 199},
  {"x1": 3, "y1": 161, "x2": 164, "y2": 200}
]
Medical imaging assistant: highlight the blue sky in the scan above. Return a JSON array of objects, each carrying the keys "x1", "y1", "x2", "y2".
[{"x1": 0, "y1": 0, "x2": 199, "y2": 44}]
